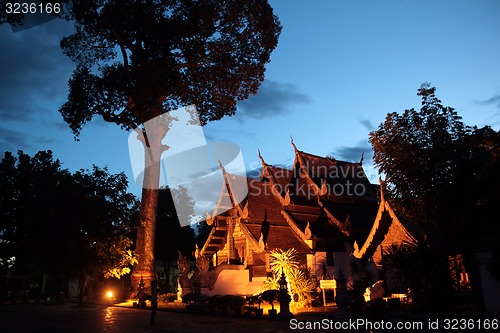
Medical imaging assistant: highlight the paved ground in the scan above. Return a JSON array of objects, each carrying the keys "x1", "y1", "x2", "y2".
[
  {"x1": 0, "y1": 303, "x2": 303, "y2": 333},
  {"x1": 1, "y1": 301, "x2": 450, "y2": 332}
]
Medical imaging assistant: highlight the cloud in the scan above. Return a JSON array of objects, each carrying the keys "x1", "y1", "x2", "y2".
[
  {"x1": 331, "y1": 141, "x2": 381, "y2": 182},
  {"x1": 52, "y1": 120, "x2": 72, "y2": 131},
  {"x1": 204, "y1": 127, "x2": 257, "y2": 143},
  {"x1": 246, "y1": 167, "x2": 262, "y2": 179},
  {"x1": 477, "y1": 94, "x2": 500, "y2": 108},
  {"x1": 0, "y1": 126, "x2": 34, "y2": 152},
  {"x1": 331, "y1": 140, "x2": 373, "y2": 164},
  {"x1": 236, "y1": 80, "x2": 312, "y2": 120},
  {"x1": 359, "y1": 119, "x2": 375, "y2": 131},
  {"x1": 0, "y1": 20, "x2": 75, "y2": 122},
  {"x1": 0, "y1": 125, "x2": 55, "y2": 154}
]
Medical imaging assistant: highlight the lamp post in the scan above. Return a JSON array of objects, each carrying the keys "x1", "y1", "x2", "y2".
[
  {"x1": 277, "y1": 268, "x2": 293, "y2": 319},
  {"x1": 137, "y1": 276, "x2": 146, "y2": 308},
  {"x1": 335, "y1": 266, "x2": 349, "y2": 320}
]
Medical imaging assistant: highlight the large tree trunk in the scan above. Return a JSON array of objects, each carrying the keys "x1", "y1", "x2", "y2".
[
  {"x1": 131, "y1": 189, "x2": 160, "y2": 292},
  {"x1": 131, "y1": 121, "x2": 170, "y2": 293}
]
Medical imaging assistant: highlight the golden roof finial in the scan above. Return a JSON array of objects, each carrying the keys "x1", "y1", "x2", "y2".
[
  {"x1": 257, "y1": 148, "x2": 266, "y2": 166},
  {"x1": 290, "y1": 135, "x2": 298, "y2": 151}
]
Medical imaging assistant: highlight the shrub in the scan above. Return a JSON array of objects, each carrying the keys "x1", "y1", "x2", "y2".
[{"x1": 158, "y1": 293, "x2": 177, "y2": 303}]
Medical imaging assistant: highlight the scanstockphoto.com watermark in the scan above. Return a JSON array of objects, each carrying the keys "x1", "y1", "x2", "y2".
[
  {"x1": 289, "y1": 318, "x2": 499, "y2": 331},
  {"x1": 290, "y1": 318, "x2": 424, "y2": 331}
]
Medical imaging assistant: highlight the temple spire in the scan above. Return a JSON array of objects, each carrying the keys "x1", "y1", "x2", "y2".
[
  {"x1": 378, "y1": 178, "x2": 385, "y2": 202},
  {"x1": 290, "y1": 135, "x2": 298, "y2": 152},
  {"x1": 258, "y1": 148, "x2": 266, "y2": 166}
]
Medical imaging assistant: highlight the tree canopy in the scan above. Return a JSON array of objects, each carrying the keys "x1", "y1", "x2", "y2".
[
  {"x1": 58, "y1": 0, "x2": 282, "y2": 134},
  {"x1": 0, "y1": 150, "x2": 139, "y2": 296},
  {"x1": 370, "y1": 83, "x2": 500, "y2": 270}
]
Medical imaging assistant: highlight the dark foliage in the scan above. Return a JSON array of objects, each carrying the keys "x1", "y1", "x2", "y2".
[
  {"x1": 155, "y1": 186, "x2": 195, "y2": 261},
  {"x1": 370, "y1": 83, "x2": 500, "y2": 276},
  {"x1": 370, "y1": 84, "x2": 500, "y2": 316},
  {"x1": 55, "y1": 0, "x2": 282, "y2": 135},
  {"x1": 0, "y1": 150, "x2": 139, "y2": 296},
  {"x1": 382, "y1": 240, "x2": 454, "y2": 314}
]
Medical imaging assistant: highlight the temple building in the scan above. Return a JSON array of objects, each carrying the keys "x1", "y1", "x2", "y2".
[{"x1": 192, "y1": 141, "x2": 418, "y2": 295}]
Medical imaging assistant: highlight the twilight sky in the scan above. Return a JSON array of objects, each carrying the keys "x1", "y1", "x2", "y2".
[{"x1": 1, "y1": 0, "x2": 500, "y2": 199}]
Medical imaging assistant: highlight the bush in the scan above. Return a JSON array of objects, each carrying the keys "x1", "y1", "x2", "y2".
[
  {"x1": 158, "y1": 293, "x2": 177, "y2": 303},
  {"x1": 259, "y1": 290, "x2": 279, "y2": 309},
  {"x1": 230, "y1": 296, "x2": 246, "y2": 309},
  {"x1": 207, "y1": 295, "x2": 220, "y2": 312},
  {"x1": 219, "y1": 295, "x2": 234, "y2": 312},
  {"x1": 181, "y1": 292, "x2": 195, "y2": 304}
]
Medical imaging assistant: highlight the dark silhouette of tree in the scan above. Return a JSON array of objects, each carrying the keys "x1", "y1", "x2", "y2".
[
  {"x1": 195, "y1": 219, "x2": 212, "y2": 250},
  {"x1": 370, "y1": 83, "x2": 470, "y2": 227},
  {"x1": 51, "y1": 0, "x2": 281, "y2": 289},
  {"x1": 370, "y1": 83, "x2": 500, "y2": 308},
  {"x1": 382, "y1": 240, "x2": 454, "y2": 314},
  {"x1": 155, "y1": 186, "x2": 195, "y2": 292},
  {"x1": 0, "y1": 150, "x2": 139, "y2": 301}
]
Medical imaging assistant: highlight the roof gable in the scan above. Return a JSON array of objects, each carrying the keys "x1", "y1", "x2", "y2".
[{"x1": 293, "y1": 150, "x2": 378, "y2": 201}]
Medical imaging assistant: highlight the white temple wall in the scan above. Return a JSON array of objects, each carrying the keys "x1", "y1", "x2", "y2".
[{"x1": 199, "y1": 269, "x2": 263, "y2": 296}]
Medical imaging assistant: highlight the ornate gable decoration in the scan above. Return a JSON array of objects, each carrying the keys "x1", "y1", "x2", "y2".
[
  {"x1": 258, "y1": 233, "x2": 266, "y2": 252},
  {"x1": 284, "y1": 188, "x2": 291, "y2": 205},
  {"x1": 242, "y1": 201, "x2": 249, "y2": 219},
  {"x1": 304, "y1": 222, "x2": 312, "y2": 239},
  {"x1": 319, "y1": 178, "x2": 328, "y2": 196}
]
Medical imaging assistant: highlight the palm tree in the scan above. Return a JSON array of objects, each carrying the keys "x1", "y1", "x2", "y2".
[
  {"x1": 268, "y1": 248, "x2": 300, "y2": 277},
  {"x1": 264, "y1": 248, "x2": 316, "y2": 312}
]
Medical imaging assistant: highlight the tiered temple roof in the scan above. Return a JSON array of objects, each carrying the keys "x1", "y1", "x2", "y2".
[{"x1": 200, "y1": 141, "x2": 393, "y2": 258}]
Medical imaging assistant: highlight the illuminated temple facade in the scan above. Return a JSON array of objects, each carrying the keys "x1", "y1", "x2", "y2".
[{"x1": 194, "y1": 141, "x2": 418, "y2": 295}]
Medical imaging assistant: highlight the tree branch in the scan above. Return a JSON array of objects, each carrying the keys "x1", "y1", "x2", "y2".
[
  {"x1": 98, "y1": 11, "x2": 130, "y2": 70},
  {"x1": 100, "y1": 110, "x2": 137, "y2": 131}
]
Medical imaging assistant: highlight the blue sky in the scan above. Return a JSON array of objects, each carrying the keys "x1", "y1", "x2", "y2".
[{"x1": 1, "y1": 0, "x2": 499, "y2": 198}]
